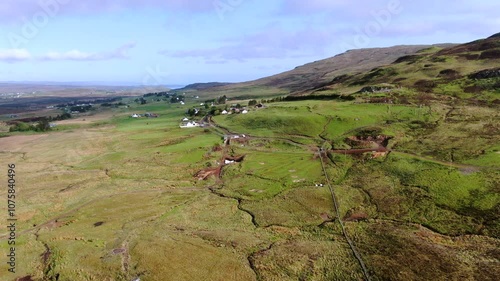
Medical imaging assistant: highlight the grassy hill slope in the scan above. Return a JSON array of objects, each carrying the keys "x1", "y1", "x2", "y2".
[{"x1": 178, "y1": 33, "x2": 499, "y2": 102}]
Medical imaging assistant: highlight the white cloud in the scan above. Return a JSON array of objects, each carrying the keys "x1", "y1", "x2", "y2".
[
  {"x1": 39, "y1": 42, "x2": 136, "y2": 61},
  {"x1": 0, "y1": 49, "x2": 31, "y2": 62},
  {"x1": 41, "y1": 50, "x2": 93, "y2": 61},
  {"x1": 0, "y1": 42, "x2": 136, "y2": 63},
  {"x1": 161, "y1": 27, "x2": 337, "y2": 62}
]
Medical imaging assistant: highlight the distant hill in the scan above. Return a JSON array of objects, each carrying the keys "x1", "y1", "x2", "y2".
[
  {"x1": 187, "y1": 33, "x2": 499, "y2": 103},
  {"x1": 319, "y1": 33, "x2": 500, "y2": 102},
  {"x1": 239, "y1": 44, "x2": 455, "y2": 93},
  {"x1": 186, "y1": 44, "x2": 455, "y2": 97},
  {"x1": 178, "y1": 82, "x2": 233, "y2": 91}
]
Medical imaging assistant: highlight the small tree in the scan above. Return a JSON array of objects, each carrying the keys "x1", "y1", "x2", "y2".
[
  {"x1": 187, "y1": 108, "x2": 196, "y2": 116},
  {"x1": 216, "y1": 95, "x2": 227, "y2": 105},
  {"x1": 36, "y1": 118, "x2": 51, "y2": 132}
]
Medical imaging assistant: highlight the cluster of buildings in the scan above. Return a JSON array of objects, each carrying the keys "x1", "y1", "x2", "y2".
[
  {"x1": 180, "y1": 116, "x2": 206, "y2": 128},
  {"x1": 179, "y1": 117, "x2": 204, "y2": 128},
  {"x1": 221, "y1": 108, "x2": 249, "y2": 115},
  {"x1": 130, "y1": 112, "x2": 159, "y2": 118},
  {"x1": 179, "y1": 121, "x2": 201, "y2": 128}
]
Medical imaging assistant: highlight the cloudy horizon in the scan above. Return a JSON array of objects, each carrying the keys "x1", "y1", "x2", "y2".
[{"x1": 0, "y1": 0, "x2": 498, "y2": 86}]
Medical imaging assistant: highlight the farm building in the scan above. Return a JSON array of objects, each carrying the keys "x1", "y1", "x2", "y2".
[{"x1": 180, "y1": 121, "x2": 200, "y2": 128}]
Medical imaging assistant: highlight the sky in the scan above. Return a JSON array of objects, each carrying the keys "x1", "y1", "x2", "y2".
[{"x1": 0, "y1": 0, "x2": 498, "y2": 86}]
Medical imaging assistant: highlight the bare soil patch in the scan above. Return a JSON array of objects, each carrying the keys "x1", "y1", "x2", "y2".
[
  {"x1": 195, "y1": 167, "x2": 222, "y2": 180},
  {"x1": 112, "y1": 248, "x2": 126, "y2": 255},
  {"x1": 16, "y1": 276, "x2": 34, "y2": 281}
]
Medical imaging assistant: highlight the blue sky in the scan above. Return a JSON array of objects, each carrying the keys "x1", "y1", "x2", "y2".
[{"x1": 0, "y1": 0, "x2": 498, "y2": 86}]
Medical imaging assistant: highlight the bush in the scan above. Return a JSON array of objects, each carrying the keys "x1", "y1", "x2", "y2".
[
  {"x1": 9, "y1": 122, "x2": 32, "y2": 132},
  {"x1": 9, "y1": 119, "x2": 51, "y2": 132}
]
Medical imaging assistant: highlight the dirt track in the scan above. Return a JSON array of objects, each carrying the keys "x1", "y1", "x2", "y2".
[{"x1": 330, "y1": 147, "x2": 388, "y2": 155}]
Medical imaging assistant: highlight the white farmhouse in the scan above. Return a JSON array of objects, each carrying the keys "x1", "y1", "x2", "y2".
[{"x1": 180, "y1": 121, "x2": 200, "y2": 128}]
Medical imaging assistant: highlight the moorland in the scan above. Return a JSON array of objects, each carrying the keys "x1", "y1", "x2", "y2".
[{"x1": 0, "y1": 33, "x2": 499, "y2": 281}]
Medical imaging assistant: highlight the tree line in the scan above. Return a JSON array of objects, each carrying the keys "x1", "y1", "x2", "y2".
[{"x1": 9, "y1": 113, "x2": 71, "y2": 132}]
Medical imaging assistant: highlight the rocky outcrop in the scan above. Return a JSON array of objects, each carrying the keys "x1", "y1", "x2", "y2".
[
  {"x1": 479, "y1": 49, "x2": 500, "y2": 59},
  {"x1": 468, "y1": 68, "x2": 500, "y2": 79},
  {"x1": 358, "y1": 85, "x2": 394, "y2": 93},
  {"x1": 438, "y1": 69, "x2": 461, "y2": 79}
]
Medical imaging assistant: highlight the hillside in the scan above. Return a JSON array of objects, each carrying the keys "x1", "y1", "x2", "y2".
[
  {"x1": 239, "y1": 44, "x2": 455, "y2": 93},
  {"x1": 174, "y1": 44, "x2": 454, "y2": 97},
  {"x1": 330, "y1": 33, "x2": 500, "y2": 100},
  {"x1": 1, "y1": 34, "x2": 499, "y2": 281},
  {"x1": 180, "y1": 82, "x2": 233, "y2": 91},
  {"x1": 178, "y1": 33, "x2": 499, "y2": 101}
]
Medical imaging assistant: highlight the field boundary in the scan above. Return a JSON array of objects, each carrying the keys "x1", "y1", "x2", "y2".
[{"x1": 318, "y1": 145, "x2": 372, "y2": 281}]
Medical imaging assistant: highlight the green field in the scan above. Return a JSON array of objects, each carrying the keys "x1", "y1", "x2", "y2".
[{"x1": 1, "y1": 95, "x2": 498, "y2": 281}]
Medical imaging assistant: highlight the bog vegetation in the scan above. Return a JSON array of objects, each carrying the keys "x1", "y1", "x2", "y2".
[{"x1": 0, "y1": 34, "x2": 498, "y2": 281}]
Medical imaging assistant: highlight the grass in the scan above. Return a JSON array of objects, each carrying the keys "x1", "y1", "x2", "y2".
[
  {"x1": 241, "y1": 186, "x2": 334, "y2": 227},
  {"x1": 218, "y1": 148, "x2": 323, "y2": 201},
  {"x1": 214, "y1": 104, "x2": 327, "y2": 137},
  {"x1": 2, "y1": 36, "x2": 500, "y2": 280},
  {"x1": 350, "y1": 221, "x2": 500, "y2": 281},
  {"x1": 0, "y1": 92, "x2": 498, "y2": 280},
  {"x1": 213, "y1": 101, "x2": 431, "y2": 145},
  {"x1": 338, "y1": 153, "x2": 500, "y2": 237},
  {"x1": 464, "y1": 144, "x2": 500, "y2": 167},
  {"x1": 251, "y1": 238, "x2": 364, "y2": 281}
]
